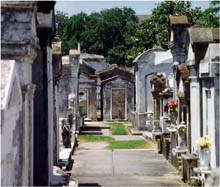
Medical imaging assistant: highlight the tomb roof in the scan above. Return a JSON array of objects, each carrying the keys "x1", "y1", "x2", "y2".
[
  {"x1": 133, "y1": 48, "x2": 173, "y2": 65},
  {"x1": 79, "y1": 63, "x2": 96, "y2": 76},
  {"x1": 98, "y1": 65, "x2": 134, "y2": 82},
  {"x1": 1, "y1": 1, "x2": 36, "y2": 9},
  {"x1": 101, "y1": 75, "x2": 135, "y2": 84},
  {"x1": 1, "y1": 60, "x2": 21, "y2": 109},
  {"x1": 1, "y1": 62, "x2": 12, "y2": 107},
  {"x1": 188, "y1": 28, "x2": 219, "y2": 43},
  {"x1": 98, "y1": 65, "x2": 132, "y2": 75},
  {"x1": 202, "y1": 43, "x2": 220, "y2": 62},
  {"x1": 169, "y1": 15, "x2": 190, "y2": 26}
]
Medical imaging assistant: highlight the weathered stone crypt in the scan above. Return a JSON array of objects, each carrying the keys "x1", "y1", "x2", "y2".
[{"x1": 99, "y1": 65, "x2": 135, "y2": 121}]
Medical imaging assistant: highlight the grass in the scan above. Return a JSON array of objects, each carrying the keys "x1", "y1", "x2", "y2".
[
  {"x1": 107, "y1": 140, "x2": 147, "y2": 149},
  {"x1": 78, "y1": 135, "x2": 156, "y2": 150},
  {"x1": 78, "y1": 122, "x2": 156, "y2": 149},
  {"x1": 79, "y1": 135, "x2": 114, "y2": 143},
  {"x1": 106, "y1": 122, "x2": 128, "y2": 135}
]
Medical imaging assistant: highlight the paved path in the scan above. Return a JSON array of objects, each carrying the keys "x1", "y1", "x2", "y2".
[
  {"x1": 71, "y1": 148, "x2": 185, "y2": 186},
  {"x1": 72, "y1": 121, "x2": 185, "y2": 186},
  {"x1": 78, "y1": 142, "x2": 108, "y2": 150},
  {"x1": 112, "y1": 135, "x2": 145, "y2": 141}
]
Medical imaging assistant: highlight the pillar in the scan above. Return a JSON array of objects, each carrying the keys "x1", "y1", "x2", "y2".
[{"x1": 189, "y1": 66, "x2": 201, "y2": 153}]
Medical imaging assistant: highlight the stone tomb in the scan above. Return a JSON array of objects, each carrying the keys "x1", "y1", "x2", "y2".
[
  {"x1": 99, "y1": 65, "x2": 135, "y2": 121},
  {"x1": 1, "y1": 60, "x2": 23, "y2": 186},
  {"x1": 133, "y1": 48, "x2": 174, "y2": 130}
]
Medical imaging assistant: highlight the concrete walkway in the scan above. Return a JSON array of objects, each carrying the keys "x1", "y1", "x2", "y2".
[
  {"x1": 71, "y1": 121, "x2": 185, "y2": 186},
  {"x1": 112, "y1": 135, "x2": 145, "y2": 141},
  {"x1": 71, "y1": 148, "x2": 185, "y2": 186}
]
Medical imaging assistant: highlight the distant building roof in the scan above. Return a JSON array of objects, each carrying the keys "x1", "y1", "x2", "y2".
[
  {"x1": 137, "y1": 14, "x2": 151, "y2": 23},
  {"x1": 169, "y1": 15, "x2": 190, "y2": 26},
  {"x1": 69, "y1": 49, "x2": 80, "y2": 56},
  {"x1": 188, "y1": 28, "x2": 219, "y2": 44}
]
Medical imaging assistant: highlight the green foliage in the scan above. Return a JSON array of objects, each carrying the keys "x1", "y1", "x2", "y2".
[{"x1": 110, "y1": 122, "x2": 128, "y2": 135}]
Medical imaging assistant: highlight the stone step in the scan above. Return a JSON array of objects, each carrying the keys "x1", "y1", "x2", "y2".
[
  {"x1": 80, "y1": 131, "x2": 103, "y2": 135},
  {"x1": 81, "y1": 125, "x2": 110, "y2": 130},
  {"x1": 80, "y1": 126, "x2": 102, "y2": 131},
  {"x1": 84, "y1": 119, "x2": 92, "y2": 122}
]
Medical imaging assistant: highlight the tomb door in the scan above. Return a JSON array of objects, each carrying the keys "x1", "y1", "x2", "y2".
[
  {"x1": 79, "y1": 89, "x2": 88, "y2": 118},
  {"x1": 202, "y1": 87, "x2": 216, "y2": 167},
  {"x1": 145, "y1": 74, "x2": 154, "y2": 113},
  {"x1": 112, "y1": 88, "x2": 126, "y2": 120}
]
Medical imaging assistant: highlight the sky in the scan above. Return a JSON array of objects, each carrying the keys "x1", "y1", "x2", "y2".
[{"x1": 55, "y1": 1, "x2": 211, "y2": 16}]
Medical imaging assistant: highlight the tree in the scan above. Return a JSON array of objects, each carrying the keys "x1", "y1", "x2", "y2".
[{"x1": 55, "y1": 11, "x2": 68, "y2": 39}]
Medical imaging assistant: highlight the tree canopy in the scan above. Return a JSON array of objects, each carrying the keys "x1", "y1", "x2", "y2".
[
  {"x1": 125, "y1": 1, "x2": 219, "y2": 64},
  {"x1": 56, "y1": 7, "x2": 138, "y2": 66},
  {"x1": 55, "y1": 1, "x2": 219, "y2": 67},
  {"x1": 195, "y1": 1, "x2": 220, "y2": 27}
]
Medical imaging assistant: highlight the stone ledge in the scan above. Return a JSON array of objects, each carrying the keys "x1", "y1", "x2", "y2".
[
  {"x1": 51, "y1": 166, "x2": 69, "y2": 186},
  {"x1": 1, "y1": 42, "x2": 38, "y2": 62},
  {"x1": 142, "y1": 131, "x2": 154, "y2": 140},
  {"x1": 128, "y1": 126, "x2": 143, "y2": 135},
  {"x1": 51, "y1": 166, "x2": 78, "y2": 187}
]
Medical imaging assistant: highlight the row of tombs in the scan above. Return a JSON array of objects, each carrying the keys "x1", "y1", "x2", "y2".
[
  {"x1": 60, "y1": 16, "x2": 219, "y2": 186},
  {"x1": 0, "y1": 1, "x2": 219, "y2": 186},
  {"x1": 132, "y1": 16, "x2": 219, "y2": 186}
]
